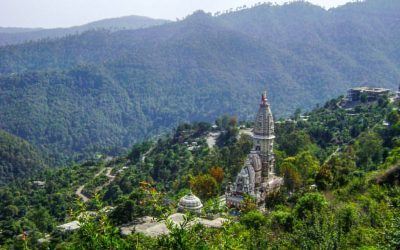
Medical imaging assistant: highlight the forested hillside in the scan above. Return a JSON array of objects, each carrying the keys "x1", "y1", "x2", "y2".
[
  {"x1": 1, "y1": 95, "x2": 400, "y2": 249},
  {"x1": 0, "y1": 0, "x2": 399, "y2": 162},
  {"x1": 0, "y1": 15, "x2": 170, "y2": 46},
  {"x1": 0, "y1": 129, "x2": 46, "y2": 184}
]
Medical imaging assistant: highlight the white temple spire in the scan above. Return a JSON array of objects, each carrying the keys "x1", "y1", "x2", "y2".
[{"x1": 225, "y1": 90, "x2": 282, "y2": 209}]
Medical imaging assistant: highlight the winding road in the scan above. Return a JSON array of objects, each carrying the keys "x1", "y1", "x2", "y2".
[
  {"x1": 95, "y1": 167, "x2": 116, "y2": 193},
  {"x1": 76, "y1": 146, "x2": 156, "y2": 202},
  {"x1": 75, "y1": 167, "x2": 115, "y2": 202},
  {"x1": 75, "y1": 185, "x2": 89, "y2": 202}
]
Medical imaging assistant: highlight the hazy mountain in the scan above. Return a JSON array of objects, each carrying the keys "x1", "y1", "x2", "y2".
[
  {"x1": 0, "y1": 27, "x2": 42, "y2": 33},
  {"x1": 78, "y1": 15, "x2": 171, "y2": 30},
  {"x1": 0, "y1": 15, "x2": 170, "y2": 46},
  {"x1": 0, "y1": 0, "x2": 399, "y2": 163}
]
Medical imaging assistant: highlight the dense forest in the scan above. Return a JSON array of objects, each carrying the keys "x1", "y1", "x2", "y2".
[
  {"x1": 1, "y1": 0, "x2": 400, "y2": 163},
  {"x1": 1, "y1": 94, "x2": 400, "y2": 249},
  {"x1": 0, "y1": 129, "x2": 47, "y2": 184}
]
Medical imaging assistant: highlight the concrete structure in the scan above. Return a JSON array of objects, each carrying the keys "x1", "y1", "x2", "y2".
[
  {"x1": 225, "y1": 91, "x2": 283, "y2": 208},
  {"x1": 32, "y1": 181, "x2": 46, "y2": 187},
  {"x1": 177, "y1": 192, "x2": 203, "y2": 213},
  {"x1": 347, "y1": 87, "x2": 390, "y2": 102},
  {"x1": 55, "y1": 208, "x2": 114, "y2": 233},
  {"x1": 57, "y1": 221, "x2": 80, "y2": 232},
  {"x1": 120, "y1": 213, "x2": 227, "y2": 237}
]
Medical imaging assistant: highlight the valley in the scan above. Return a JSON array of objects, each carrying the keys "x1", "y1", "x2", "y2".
[
  {"x1": 1, "y1": 1, "x2": 400, "y2": 249},
  {"x1": 1, "y1": 91, "x2": 400, "y2": 248},
  {"x1": 1, "y1": 0, "x2": 400, "y2": 165}
]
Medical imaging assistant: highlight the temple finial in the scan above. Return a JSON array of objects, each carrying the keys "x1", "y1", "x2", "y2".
[{"x1": 261, "y1": 91, "x2": 267, "y2": 105}]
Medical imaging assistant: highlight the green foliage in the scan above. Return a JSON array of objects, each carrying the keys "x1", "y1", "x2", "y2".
[
  {"x1": 127, "y1": 141, "x2": 153, "y2": 162},
  {"x1": 315, "y1": 165, "x2": 333, "y2": 190},
  {"x1": 110, "y1": 184, "x2": 167, "y2": 225},
  {"x1": 190, "y1": 174, "x2": 218, "y2": 199},
  {"x1": 73, "y1": 196, "x2": 128, "y2": 250},
  {"x1": 2, "y1": 90, "x2": 400, "y2": 249},
  {"x1": 2, "y1": 0, "x2": 400, "y2": 165},
  {"x1": 319, "y1": 147, "x2": 357, "y2": 189},
  {"x1": 280, "y1": 151, "x2": 320, "y2": 191},
  {"x1": 290, "y1": 211, "x2": 339, "y2": 250},
  {"x1": 355, "y1": 131, "x2": 383, "y2": 170},
  {"x1": 270, "y1": 209, "x2": 294, "y2": 232},
  {"x1": 157, "y1": 213, "x2": 202, "y2": 250},
  {"x1": 239, "y1": 210, "x2": 266, "y2": 230},
  {"x1": 383, "y1": 210, "x2": 400, "y2": 250},
  {"x1": 278, "y1": 131, "x2": 313, "y2": 156},
  {"x1": 0, "y1": 161, "x2": 104, "y2": 248},
  {"x1": 202, "y1": 197, "x2": 224, "y2": 215},
  {"x1": 216, "y1": 115, "x2": 239, "y2": 147},
  {"x1": 239, "y1": 195, "x2": 258, "y2": 213},
  {"x1": 337, "y1": 203, "x2": 359, "y2": 234},
  {"x1": 281, "y1": 160, "x2": 303, "y2": 192},
  {"x1": 0, "y1": 129, "x2": 47, "y2": 184},
  {"x1": 294, "y1": 193, "x2": 328, "y2": 219}
]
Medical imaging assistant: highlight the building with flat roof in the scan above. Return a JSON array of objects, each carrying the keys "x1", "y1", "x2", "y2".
[{"x1": 347, "y1": 87, "x2": 390, "y2": 102}]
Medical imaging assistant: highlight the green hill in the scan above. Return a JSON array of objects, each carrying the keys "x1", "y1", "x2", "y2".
[
  {"x1": 1, "y1": 94, "x2": 400, "y2": 249},
  {"x1": 0, "y1": 129, "x2": 46, "y2": 184},
  {"x1": 0, "y1": 0, "x2": 400, "y2": 162}
]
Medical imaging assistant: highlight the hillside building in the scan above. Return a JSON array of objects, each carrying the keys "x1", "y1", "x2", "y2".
[
  {"x1": 225, "y1": 91, "x2": 283, "y2": 208},
  {"x1": 347, "y1": 87, "x2": 390, "y2": 102}
]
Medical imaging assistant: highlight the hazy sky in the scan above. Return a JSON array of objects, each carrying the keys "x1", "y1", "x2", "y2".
[{"x1": 0, "y1": 0, "x2": 355, "y2": 28}]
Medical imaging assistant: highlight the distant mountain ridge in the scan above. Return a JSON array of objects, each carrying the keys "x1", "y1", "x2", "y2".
[
  {"x1": 0, "y1": 15, "x2": 170, "y2": 46},
  {"x1": 0, "y1": 0, "x2": 399, "y2": 163},
  {"x1": 0, "y1": 27, "x2": 42, "y2": 34}
]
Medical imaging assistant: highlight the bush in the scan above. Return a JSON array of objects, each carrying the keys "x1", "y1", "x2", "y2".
[{"x1": 294, "y1": 193, "x2": 328, "y2": 219}]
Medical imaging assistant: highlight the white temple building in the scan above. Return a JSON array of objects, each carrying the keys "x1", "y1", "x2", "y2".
[{"x1": 225, "y1": 91, "x2": 283, "y2": 208}]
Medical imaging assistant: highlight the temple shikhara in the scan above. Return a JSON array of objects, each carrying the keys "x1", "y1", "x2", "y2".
[{"x1": 225, "y1": 91, "x2": 283, "y2": 208}]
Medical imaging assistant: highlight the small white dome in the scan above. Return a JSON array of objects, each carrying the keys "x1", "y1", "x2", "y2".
[{"x1": 178, "y1": 192, "x2": 203, "y2": 212}]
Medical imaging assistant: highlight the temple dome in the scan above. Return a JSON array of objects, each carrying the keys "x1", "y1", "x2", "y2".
[{"x1": 178, "y1": 192, "x2": 203, "y2": 213}]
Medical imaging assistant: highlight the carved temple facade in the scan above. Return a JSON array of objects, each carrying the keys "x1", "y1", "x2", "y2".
[{"x1": 225, "y1": 91, "x2": 283, "y2": 208}]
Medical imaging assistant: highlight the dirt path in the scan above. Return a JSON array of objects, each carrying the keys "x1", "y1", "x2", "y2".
[
  {"x1": 141, "y1": 145, "x2": 155, "y2": 162},
  {"x1": 322, "y1": 146, "x2": 341, "y2": 166},
  {"x1": 75, "y1": 167, "x2": 109, "y2": 202},
  {"x1": 75, "y1": 185, "x2": 89, "y2": 202},
  {"x1": 94, "y1": 167, "x2": 116, "y2": 193},
  {"x1": 206, "y1": 132, "x2": 220, "y2": 148},
  {"x1": 105, "y1": 167, "x2": 115, "y2": 179}
]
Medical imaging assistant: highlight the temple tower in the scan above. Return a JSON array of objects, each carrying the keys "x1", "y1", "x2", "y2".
[
  {"x1": 225, "y1": 91, "x2": 282, "y2": 209},
  {"x1": 252, "y1": 91, "x2": 275, "y2": 182}
]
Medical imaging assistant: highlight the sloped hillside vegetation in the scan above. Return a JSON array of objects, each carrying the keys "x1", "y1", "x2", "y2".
[
  {"x1": 0, "y1": 129, "x2": 46, "y2": 184},
  {"x1": 0, "y1": 0, "x2": 399, "y2": 163}
]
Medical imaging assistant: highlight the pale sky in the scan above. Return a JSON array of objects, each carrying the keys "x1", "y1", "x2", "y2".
[{"x1": 0, "y1": 0, "x2": 355, "y2": 28}]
